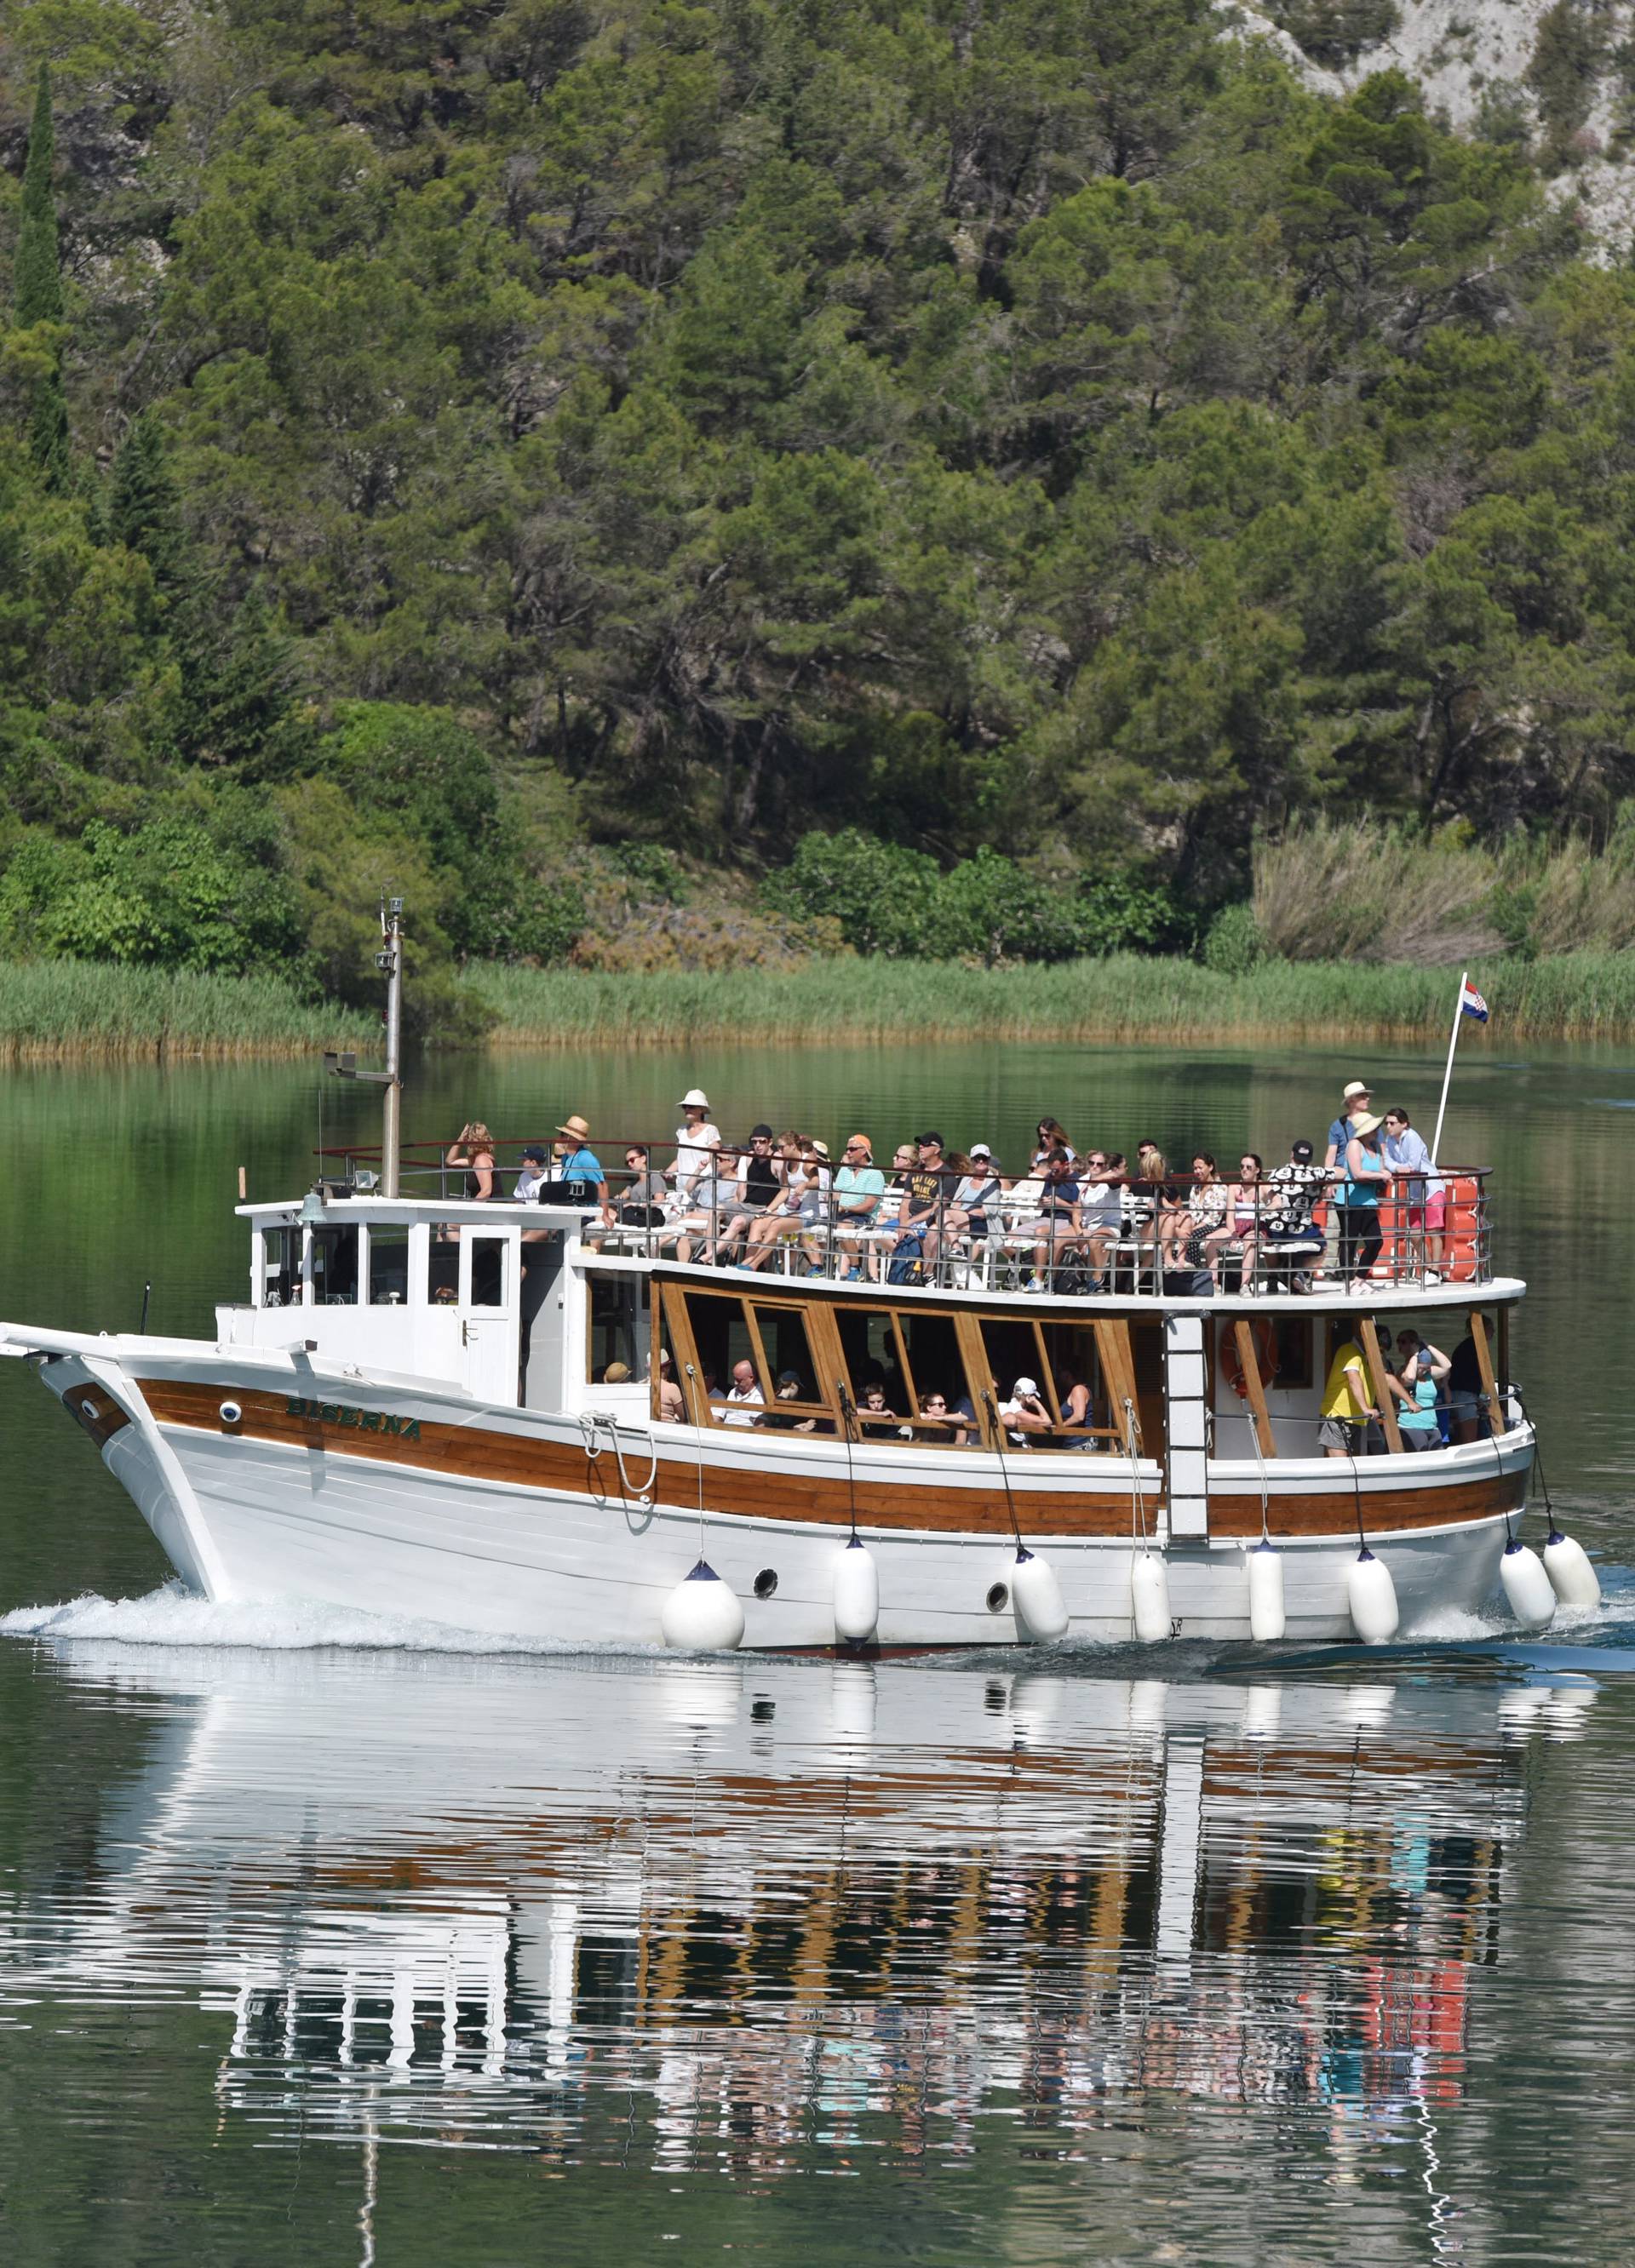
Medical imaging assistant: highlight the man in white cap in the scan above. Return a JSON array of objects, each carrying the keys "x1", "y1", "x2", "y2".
[
  {"x1": 999, "y1": 1374, "x2": 1053, "y2": 1444},
  {"x1": 668, "y1": 1088, "x2": 721, "y2": 1200}
]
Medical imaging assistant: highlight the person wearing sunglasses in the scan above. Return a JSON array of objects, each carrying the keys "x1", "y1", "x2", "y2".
[{"x1": 832, "y1": 1134, "x2": 886, "y2": 1280}]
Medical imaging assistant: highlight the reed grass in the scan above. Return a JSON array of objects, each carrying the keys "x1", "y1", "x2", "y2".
[
  {"x1": 470, "y1": 949, "x2": 1635, "y2": 1046},
  {"x1": 1251, "y1": 813, "x2": 1635, "y2": 962},
  {"x1": 9, "y1": 947, "x2": 1635, "y2": 1059},
  {"x1": 0, "y1": 959, "x2": 377, "y2": 1061}
]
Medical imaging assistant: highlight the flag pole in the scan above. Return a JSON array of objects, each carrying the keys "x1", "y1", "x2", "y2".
[{"x1": 1430, "y1": 968, "x2": 1466, "y2": 1166}]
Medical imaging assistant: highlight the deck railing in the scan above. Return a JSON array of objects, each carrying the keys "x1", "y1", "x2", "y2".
[{"x1": 309, "y1": 1141, "x2": 1493, "y2": 1297}]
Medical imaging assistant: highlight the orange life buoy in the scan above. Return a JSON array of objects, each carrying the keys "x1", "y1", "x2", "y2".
[{"x1": 1222, "y1": 1318, "x2": 1278, "y2": 1400}]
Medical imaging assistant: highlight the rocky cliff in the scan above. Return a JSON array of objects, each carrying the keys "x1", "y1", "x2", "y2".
[{"x1": 1224, "y1": 0, "x2": 1635, "y2": 244}]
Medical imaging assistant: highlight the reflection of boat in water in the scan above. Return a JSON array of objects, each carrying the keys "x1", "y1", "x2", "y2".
[{"x1": 3, "y1": 1648, "x2": 1583, "y2": 2163}]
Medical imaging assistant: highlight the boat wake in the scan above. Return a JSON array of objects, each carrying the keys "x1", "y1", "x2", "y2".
[{"x1": 0, "y1": 1582, "x2": 643, "y2": 1658}]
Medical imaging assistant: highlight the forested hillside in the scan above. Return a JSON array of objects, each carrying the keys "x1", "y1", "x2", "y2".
[{"x1": 3, "y1": 0, "x2": 1635, "y2": 1021}]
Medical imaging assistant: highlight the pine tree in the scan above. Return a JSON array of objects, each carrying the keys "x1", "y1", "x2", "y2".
[
  {"x1": 109, "y1": 411, "x2": 186, "y2": 586},
  {"x1": 14, "y1": 62, "x2": 69, "y2": 485}
]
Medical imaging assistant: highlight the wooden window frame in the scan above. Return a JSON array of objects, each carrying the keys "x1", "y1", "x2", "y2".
[{"x1": 663, "y1": 1283, "x2": 839, "y2": 1431}]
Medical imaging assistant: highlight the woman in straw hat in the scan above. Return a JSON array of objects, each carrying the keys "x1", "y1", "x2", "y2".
[{"x1": 1339, "y1": 1110, "x2": 1391, "y2": 1293}]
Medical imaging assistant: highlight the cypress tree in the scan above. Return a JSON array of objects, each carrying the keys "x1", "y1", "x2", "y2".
[{"x1": 14, "y1": 62, "x2": 70, "y2": 484}]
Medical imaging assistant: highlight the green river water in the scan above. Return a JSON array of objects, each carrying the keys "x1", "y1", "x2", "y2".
[{"x1": 0, "y1": 1037, "x2": 1632, "y2": 2265}]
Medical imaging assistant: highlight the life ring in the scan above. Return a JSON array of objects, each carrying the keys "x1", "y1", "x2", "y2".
[{"x1": 1222, "y1": 1318, "x2": 1278, "y2": 1400}]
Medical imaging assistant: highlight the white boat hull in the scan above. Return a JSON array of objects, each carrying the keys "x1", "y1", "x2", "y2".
[{"x1": 31, "y1": 1347, "x2": 1526, "y2": 1649}]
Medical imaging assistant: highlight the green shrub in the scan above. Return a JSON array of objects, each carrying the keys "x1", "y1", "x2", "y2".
[
  {"x1": 1202, "y1": 902, "x2": 1268, "y2": 975},
  {"x1": 0, "y1": 816, "x2": 295, "y2": 972},
  {"x1": 761, "y1": 828, "x2": 944, "y2": 956},
  {"x1": 763, "y1": 830, "x2": 1178, "y2": 964}
]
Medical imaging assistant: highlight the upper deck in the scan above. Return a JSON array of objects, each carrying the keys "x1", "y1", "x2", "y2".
[{"x1": 297, "y1": 1132, "x2": 1505, "y2": 1309}]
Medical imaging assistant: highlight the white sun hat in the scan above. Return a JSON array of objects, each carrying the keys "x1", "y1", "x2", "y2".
[{"x1": 679, "y1": 1088, "x2": 711, "y2": 1109}]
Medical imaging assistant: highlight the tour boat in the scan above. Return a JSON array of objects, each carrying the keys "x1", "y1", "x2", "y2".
[{"x1": 0, "y1": 907, "x2": 1587, "y2": 1650}]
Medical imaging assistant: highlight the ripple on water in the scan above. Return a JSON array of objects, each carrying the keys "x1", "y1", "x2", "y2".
[{"x1": 0, "y1": 1630, "x2": 1632, "y2": 2262}]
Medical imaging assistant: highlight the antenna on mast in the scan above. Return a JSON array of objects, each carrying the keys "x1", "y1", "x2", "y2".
[{"x1": 324, "y1": 895, "x2": 404, "y2": 1197}]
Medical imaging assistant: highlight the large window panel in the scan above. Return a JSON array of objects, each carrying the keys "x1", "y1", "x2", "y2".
[{"x1": 682, "y1": 1290, "x2": 765, "y2": 1401}]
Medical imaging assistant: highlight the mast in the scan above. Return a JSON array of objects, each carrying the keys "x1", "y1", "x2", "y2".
[
  {"x1": 378, "y1": 896, "x2": 404, "y2": 1197},
  {"x1": 324, "y1": 895, "x2": 404, "y2": 1194}
]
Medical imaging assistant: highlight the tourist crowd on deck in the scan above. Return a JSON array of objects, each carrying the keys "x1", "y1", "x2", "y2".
[{"x1": 443, "y1": 1074, "x2": 1458, "y2": 1299}]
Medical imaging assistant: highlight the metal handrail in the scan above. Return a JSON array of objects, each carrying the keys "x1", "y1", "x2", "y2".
[{"x1": 302, "y1": 1145, "x2": 1494, "y2": 1297}]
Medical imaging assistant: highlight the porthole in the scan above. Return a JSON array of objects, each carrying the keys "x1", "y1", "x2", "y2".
[
  {"x1": 82, "y1": 1401, "x2": 101, "y2": 1423},
  {"x1": 986, "y1": 1581, "x2": 1010, "y2": 1613},
  {"x1": 219, "y1": 1400, "x2": 243, "y2": 1427},
  {"x1": 753, "y1": 1567, "x2": 778, "y2": 1600}
]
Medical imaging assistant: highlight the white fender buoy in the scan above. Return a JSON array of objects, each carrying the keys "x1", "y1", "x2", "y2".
[
  {"x1": 833, "y1": 1538, "x2": 881, "y2": 1643},
  {"x1": 1012, "y1": 1549, "x2": 1070, "y2": 1643},
  {"x1": 1542, "y1": 1526, "x2": 1602, "y2": 1610},
  {"x1": 1131, "y1": 1552, "x2": 1171, "y2": 1645},
  {"x1": 659, "y1": 1559, "x2": 745, "y2": 1652},
  {"x1": 1346, "y1": 1547, "x2": 1399, "y2": 1645},
  {"x1": 1247, "y1": 1541, "x2": 1286, "y2": 1643},
  {"x1": 1500, "y1": 1538, "x2": 1556, "y2": 1629}
]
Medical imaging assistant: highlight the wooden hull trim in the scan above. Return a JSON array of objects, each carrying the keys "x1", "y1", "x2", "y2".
[{"x1": 135, "y1": 1377, "x2": 1529, "y2": 1545}]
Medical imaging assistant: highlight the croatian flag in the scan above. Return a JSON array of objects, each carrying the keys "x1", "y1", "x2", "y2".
[{"x1": 1460, "y1": 976, "x2": 1489, "y2": 1023}]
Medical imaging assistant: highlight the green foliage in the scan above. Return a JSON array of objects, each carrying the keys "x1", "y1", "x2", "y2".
[
  {"x1": 0, "y1": 816, "x2": 296, "y2": 972},
  {"x1": 762, "y1": 829, "x2": 1173, "y2": 964},
  {"x1": 1528, "y1": 3, "x2": 1604, "y2": 166},
  {"x1": 108, "y1": 413, "x2": 185, "y2": 586},
  {"x1": 1202, "y1": 902, "x2": 1267, "y2": 976},
  {"x1": 14, "y1": 65, "x2": 61, "y2": 329},
  {"x1": 762, "y1": 829, "x2": 944, "y2": 958},
  {"x1": 4, "y1": 7, "x2": 1635, "y2": 1023},
  {"x1": 13, "y1": 63, "x2": 69, "y2": 485}
]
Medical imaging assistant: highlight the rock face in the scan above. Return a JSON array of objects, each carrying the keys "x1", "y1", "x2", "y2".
[{"x1": 1219, "y1": 0, "x2": 1635, "y2": 250}]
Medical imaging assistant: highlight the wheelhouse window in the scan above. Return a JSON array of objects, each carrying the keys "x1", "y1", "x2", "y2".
[
  {"x1": 260, "y1": 1226, "x2": 300, "y2": 1309},
  {"x1": 311, "y1": 1224, "x2": 359, "y2": 1305},
  {"x1": 366, "y1": 1225, "x2": 410, "y2": 1306},
  {"x1": 588, "y1": 1269, "x2": 648, "y2": 1383}
]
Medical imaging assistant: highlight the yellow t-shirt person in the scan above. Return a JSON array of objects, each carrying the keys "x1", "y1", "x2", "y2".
[{"x1": 1322, "y1": 1339, "x2": 1374, "y2": 1423}]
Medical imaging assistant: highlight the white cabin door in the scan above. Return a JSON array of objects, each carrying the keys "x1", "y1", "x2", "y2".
[{"x1": 462, "y1": 1232, "x2": 519, "y2": 1405}]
